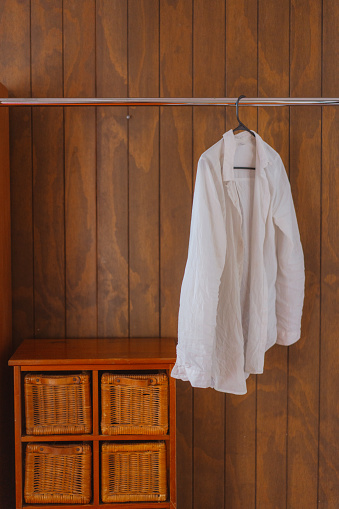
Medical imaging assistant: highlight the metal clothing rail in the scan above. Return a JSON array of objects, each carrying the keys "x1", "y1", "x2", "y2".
[{"x1": 0, "y1": 97, "x2": 338, "y2": 107}]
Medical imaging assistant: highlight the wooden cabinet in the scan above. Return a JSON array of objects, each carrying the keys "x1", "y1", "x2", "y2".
[{"x1": 9, "y1": 337, "x2": 177, "y2": 509}]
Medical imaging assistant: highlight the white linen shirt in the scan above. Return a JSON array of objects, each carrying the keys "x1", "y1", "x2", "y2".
[{"x1": 171, "y1": 129, "x2": 305, "y2": 394}]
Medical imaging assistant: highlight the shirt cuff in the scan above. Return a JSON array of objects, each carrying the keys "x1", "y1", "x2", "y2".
[{"x1": 276, "y1": 328, "x2": 301, "y2": 346}]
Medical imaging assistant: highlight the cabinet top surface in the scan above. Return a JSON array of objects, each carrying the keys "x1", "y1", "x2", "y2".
[{"x1": 8, "y1": 337, "x2": 177, "y2": 366}]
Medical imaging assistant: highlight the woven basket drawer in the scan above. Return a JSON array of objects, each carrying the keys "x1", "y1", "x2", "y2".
[
  {"x1": 101, "y1": 442, "x2": 167, "y2": 503},
  {"x1": 24, "y1": 443, "x2": 92, "y2": 504},
  {"x1": 101, "y1": 373, "x2": 168, "y2": 435},
  {"x1": 24, "y1": 373, "x2": 92, "y2": 435}
]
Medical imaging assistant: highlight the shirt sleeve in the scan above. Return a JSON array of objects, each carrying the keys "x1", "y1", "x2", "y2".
[
  {"x1": 171, "y1": 156, "x2": 226, "y2": 387},
  {"x1": 273, "y1": 157, "x2": 305, "y2": 346}
]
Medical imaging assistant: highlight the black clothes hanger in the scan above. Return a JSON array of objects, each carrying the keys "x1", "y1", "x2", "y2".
[
  {"x1": 233, "y1": 95, "x2": 255, "y2": 170},
  {"x1": 233, "y1": 95, "x2": 255, "y2": 137}
]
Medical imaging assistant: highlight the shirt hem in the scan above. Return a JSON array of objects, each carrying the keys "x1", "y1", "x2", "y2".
[{"x1": 171, "y1": 364, "x2": 248, "y2": 395}]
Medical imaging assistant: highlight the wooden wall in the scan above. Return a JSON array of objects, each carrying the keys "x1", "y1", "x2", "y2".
[{"x1": 0, "y1": 0, "x2": 338, "y2": 507}]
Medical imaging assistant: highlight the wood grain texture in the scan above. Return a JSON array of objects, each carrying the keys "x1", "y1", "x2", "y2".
[
  {"x1": 31, "y1": 0, "x2": 63, "y2": 98},
  {"x1": 9, "y1": 109, "x2": 34, "y2": 349},
  {"x1": 32, "y1": 108, "x2": 65, "y2": 338},
  {"x1": 31, "y1": 0, "x2": 65, "y2": 339},
  {"x1": 193, "y1": 2, "x2": 226, "y2": 508},
  {"x1": 64, "y1": 0, "x2": 97, "y2": 337},
  {"x1": 257, "y1": 1, "x2": 290, "y2": 507},
  {"x1": 322, "y1": 0, "x2": 339, "y2": 95},
  {"x1": 290, "y1": 0, "x2": 322, "y2": 97},
  {"x1": 0, "y1": 0, "x2": 31, "y2": 97},
  {"x1": 160, "y1": 0, "x2": 193, "y2": 337},
  {"x1": 225, "y1": 0, "x2": 258, "y2": 132},
  {"x1": 96, "y1": 0, "x2": 128, "y2": 337},
  {"x1": 128, "y1": 0, "x2": 160, "y2": 337},
  {"x1": 64, "y1": 107, "x2": 97, "y2": 337},
  {"x1": 225, "y1": 2, "x2": 257, "y2": 507},
  {"x1": 319, "y1": 2, "x2": 339, "y2": 504},
  {"x1": 289, "y1": 2, "x2": 322, "y2": 507},
  {"x1": 319, "y1": 106, "x2": 339, "y2": 509},
  {"x1": 129, "y1": 106, "x2": 160, "y2": 336},
  {"x1": 97, "y1": 106, "x2": 129, "y2": 337},
  {"x1": 160, "y1": 1, "x2": 193, "y2": 508},
  {"x1": 2, "y1": 1, "x2": 339, "y2": 507},
  {"x1": 0, "y1": 84, "x2": 14, "y2": 507},
  {"x1": 288, "y1": 107, "x2": 321, "y2": 509},
  {"x1": 0, "y1": 0, "x2": 33, "y2": 350}
]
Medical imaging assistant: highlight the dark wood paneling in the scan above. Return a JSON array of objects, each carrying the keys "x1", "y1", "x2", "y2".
[
  {"x1": 257, "y1": 1, "x2": 290, "y2": 507},
  {"x1": 128, "y1": 0, "x2": 160, "y2": 337},
  {"x1": 32, "y1": 108, "x2": 65, "y2": 338},
  {"x1": 0, "y1": 23, "x2": 31, "y2": 502},
  {"x1": 0, "y1": 83, "x2": 13, "y2": 507},
  {"x1": 1, "y1": 1, "x2": 339, "y2": 508},
  {"x1": 319, "y1": 3, "x2": 339, "y2": 506},
  {"x1": 0, "y1": 0, "x2": 31, "y2": 98},
  {"x1": 289, "y1": 108, "x2": 321, "y2": 509},
  {"x1": 63, "y1": 0, "x2": 97, "y2": 337},
  {"x1": 31, "y1": 0, "x2": 63, "y2": 98},
  {"x1": 322, "y1": 0, "x2": 339, "y2": 96},
  {"x1": 289, "y1": 2, "x2": 322, "y2": 508},
  {"x1": 193, "y1": 2, "x2": 226, "y2": 508},
  {"x1": 96, "y1": 0, "x2": 129, "y2": 337},
  {"x1": 31, "y1": 0, "x2": 65, "y2": 339},
  {"x1": 160, "y1": 1, "x2": 193, "y2": 508},
  {"x1": 225, "y1": 2, "x2": 258, "y2": 507},
  {"x1": 290, "y1": 0, "x2": 322, "y2": 97},
  {"x1": 225, "y1": 0, "x2": 258, "y2": 131},
  {"x1": 0, "y1": 0, "x2": 33, "y2": 349},
  {"x1": 319, "y1": 106, "x2": 339, "y2": 509}
]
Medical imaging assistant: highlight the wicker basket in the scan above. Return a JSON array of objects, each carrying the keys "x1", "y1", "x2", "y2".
[
  {"x1": 101, "y1": 442, "x2": 167, "y2": 503},
  {"x1": 24, "y1": 373, "x2": 92, "y2": 435},
  {"x1": 24, "y1": 443, "x2": 92, "y2": 504},
  {"x1": 101, "y1": 373, "x2": 168, "y2": 435}
]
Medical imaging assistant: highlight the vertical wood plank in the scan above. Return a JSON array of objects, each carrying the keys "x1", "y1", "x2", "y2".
[
  {"x1": 0, "y1": 84, "x2": 13, "y2": 508},
  {"x1": 32, "y1": 108, "x2": 65, "y2": 338},
  {"x1": 289, "y1": 1, "x2": 322, "y2": 508},
  {"x1": 64, "y1": 0, "x2": 97, "y2": 337},
  {"x1": 160, "y1": 1, "x2": 193, "y2": 507},
  {"x1": 0, "y1": 0, "x2": 33, "y2": 348},
  {"x1": 319, "y1": 2, "x2": 339, "y2": 506},
  {"x1": 288, "y1": 107, "x2": 321, "y2": 509},
  {"x1": 14, "y1": 366, "x2": 22, "y2": 509},
  {"x1": 193, "y1": 1, "x2": 226, "y2": 508},
  {"x1": 128, "y1": 0, "x2": 160, "y2": 337},
  {"x1": 225, "y1": 0, "x2": 258, "y2": 131},
  {"x1": 31, "y1": 0, "x2": 65, "y2": 339},
  {"x1": 96, "y1": 0, "x2": 128, "y2": 337},
  {"x1": 225, "y1": 1, "x2": 257, "y2": 507},
  {"x1": 0, "y1": 3, "x2": 31, "y2": 506},
  {"x1": 319, "y1": 106, "x2": 339, "y2": 509},
  {"x1": 9, "y1": 108, "x2": 34, "y2": 347},
  {"x1": 256, "y1": 1, "x2": 290, "y2": 507}
]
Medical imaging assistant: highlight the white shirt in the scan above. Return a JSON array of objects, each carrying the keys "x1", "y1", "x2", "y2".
[{"x1": 171, "y1": 129, "x2": 305, "y2": 394}]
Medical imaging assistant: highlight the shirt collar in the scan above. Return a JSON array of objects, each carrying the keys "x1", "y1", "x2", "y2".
[{"x1": 222, "y1": 129, "x2": 269, "y2": 181}]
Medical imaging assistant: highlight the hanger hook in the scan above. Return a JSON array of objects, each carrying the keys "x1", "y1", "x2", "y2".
[{"x1": 235, "y1": 95, "x2": 246, "y2": 124}]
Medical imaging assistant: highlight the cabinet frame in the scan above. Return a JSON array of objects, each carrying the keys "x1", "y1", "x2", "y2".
[{"x1": 9, "y1": 337, "x2": 177, "y2": 509}]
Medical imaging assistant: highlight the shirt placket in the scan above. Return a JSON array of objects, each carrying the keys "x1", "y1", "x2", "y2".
[{"x1": 225, "y1": 180, "x2": 244, "y2": 297}]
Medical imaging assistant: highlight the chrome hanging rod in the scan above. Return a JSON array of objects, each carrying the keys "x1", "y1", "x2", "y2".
[{"x1": 0, "y1": 97, "x2": 338, "y2": 107}]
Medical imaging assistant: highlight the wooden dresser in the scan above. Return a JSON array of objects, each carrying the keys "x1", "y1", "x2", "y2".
[{"x1": 9, "y1": 337, "x2": 177, "y2": 509}]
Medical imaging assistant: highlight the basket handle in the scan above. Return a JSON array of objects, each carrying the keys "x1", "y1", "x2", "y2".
[
  {"x1": 114, "y1": 377, "x2": 156, "y2": 387},
  {"x1": 33, "y1": 445, "x2": 84, "y2": 455},
  {"x1": 28, "y1": 375, "x2": 82, "y2": 385}
]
